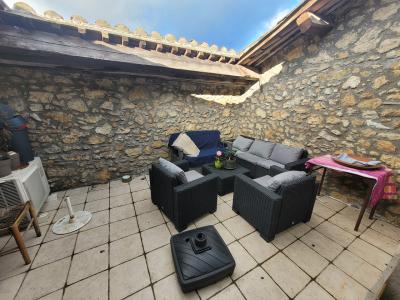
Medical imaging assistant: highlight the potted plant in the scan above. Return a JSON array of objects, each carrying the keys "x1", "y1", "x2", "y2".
[
  {"x1": 214, "y1": 151, "x2": 224, "y2": 169},
  {"x1": 223, "y1": 149, "x2": 237, "y2": 170},
  {"x1": 0, "y1": 128, "x2": 12, "y2": 177}
]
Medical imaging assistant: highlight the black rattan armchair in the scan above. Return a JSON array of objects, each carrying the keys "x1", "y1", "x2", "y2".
[
  {"x1": 149, "y1": 160, "x2": 218, "y2": 231},
  {"x1": 233, "y1": 166, "x2": 318, "y2": 242}
]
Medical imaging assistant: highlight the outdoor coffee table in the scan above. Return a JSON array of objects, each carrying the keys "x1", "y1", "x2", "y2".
[
  {"x1": 201, "y1": 163, "x2": 250, "y2": 195},
  {"x1": 170, "y1": 225, "x2": 235, "y2": 292}
]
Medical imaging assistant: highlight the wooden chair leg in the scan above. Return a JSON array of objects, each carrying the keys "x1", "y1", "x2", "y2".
[
  {"x1": 11, "y1": 224, "x2": 31, "y2": 265},
  {"x1": 317, "y1": 168, "x2": 327, "y2": 196},
  {"x1": 28, "y1": 201, "x2": 41, "y2": 237},
  {"x1": 369, "y1": 204, "x2": 378, "y2": 220}
]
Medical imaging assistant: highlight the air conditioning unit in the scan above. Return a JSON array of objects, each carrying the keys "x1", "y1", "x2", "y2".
[{"x1": 0, "y1": 157, "x2": 50, "y2": 212}]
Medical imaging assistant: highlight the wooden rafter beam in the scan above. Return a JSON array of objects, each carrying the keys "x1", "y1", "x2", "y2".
[
  {"x1": 171, "y1": 46, "x2": 178, "y2": 54},
  {"x1": 243, "y1": 24, "x2": 299, "y2": 65},
  {"x1": 238, "y1": 0, "x2": 346, "y2": 67},
  {"x1": 228, "y1": 57, "x2": 236, "y2": 64},
  {"x1": 156, "y1": 43, "x2": 163, "y2": 52},
  {"x1": 254, "y1": 32, "x2": 302, "y2": 67},
  {"x1": 296, "y1": 11, "x2": 332, "y2": 35},
  {"x1": 218, "y1": 56, "x2": 226, "y2": 63},
  {"x1": 197, "y1": 51, "x2": 205, "y2": 59},
  {"x1": 101, "y1": 31, "x2": 109, "y2": 42},
  {"x1": 208, "y1": 54, "x2": 218, "y2": 61},
  {"x1": 122, "y1": 36, "x2": 129, "y2": 46},
  {"x1": 138, "y1": 40, "x2": 146, "y2": 49}
]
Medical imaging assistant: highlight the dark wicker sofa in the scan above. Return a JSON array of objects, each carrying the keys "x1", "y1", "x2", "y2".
[
  {"x1": 149, "y1": 160, "x2": 218, "y2": 231},
  {"x1": 232, "y1": 166, "x2": 318, "y2": 242},
  {"x1": 229, "y1": 135, "x2": 309, "y2": 178}
]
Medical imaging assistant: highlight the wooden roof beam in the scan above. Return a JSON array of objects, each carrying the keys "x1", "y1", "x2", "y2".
[
  {"x1": 197, "y1": 51, "x2": 205, "y2": 59},
  {"x1": 101, "y1": 31, "x2": 109, "y2": 42},
  {"x1": 296, "y1": 12, "x2": 332, "y2": 35},
  {"x1": 208, "y1": 54, "x2": 218, "y2": 61},
  {"x1": 228, "y1": 57, "x2": 237, "y2": 64},
  {"x1": 254, "y1": 32, "x2": 302, "y2": 67},
  {"x1": 156, "y1": 43, "x2": 163, "y2": 52},
  {"x1": 247, "y1": 30, "x2": 301, "y2": 66},
  {"x1": 122, "y1": 36, "x2": 129, "y2": 46},
  {"x1": 218, "y1": 56, "x2": 227, "y2": 63},
  {"x1": 238, "y1": 0, "x2": 343, "y2": 65},
  {"x1": 138, "y1": 40, "x2": 146, "y2": 49},
  {"x1": 170, "y1": 46, "x2": 178, "y2": 54}
]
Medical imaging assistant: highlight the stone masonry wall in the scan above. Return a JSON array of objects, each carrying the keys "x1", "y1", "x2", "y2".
[
  {"x1": 234, "y1": 0, "x2": 400, "y2": 223},
  {"x1": 0, "y1": 67, "x2": 238, "y2": 190},
  {"x1": 0, "y1": 0, "x2": 399, "y2": 223}
]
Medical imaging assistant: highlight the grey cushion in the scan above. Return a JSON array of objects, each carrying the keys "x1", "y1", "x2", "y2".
[
  {"x1": 248, "y1": 140, "x2": 276, "y2": 159},
  {"x1": 236, "y1": 151, "x2": 265, "y2": 164},
  {"x1": 232, "y1": 136, "x2": 254, "y2": 152},
  {"x1": 256, "y1": 159, "x2": 284, "y2": 170},
  {"x1": 269, "y1": 144, "x2": 303, "y2": 165},
  {"x1": 261, "y1": 171, "x2": 307, "y2": 192},
  {"x1": 159, "y1": 158, "x2": 188, "y2": 184},
  {"x1": 184, "y1": 170, "x2": 204, "y2": 182},
  {"x1": 253, "y1": 175, "x2": 272, "y2": 187}
]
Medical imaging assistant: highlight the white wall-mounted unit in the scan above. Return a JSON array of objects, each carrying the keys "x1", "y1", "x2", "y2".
[{"x1": 0, "y1": 157, "x2": 50, "y2": 212}]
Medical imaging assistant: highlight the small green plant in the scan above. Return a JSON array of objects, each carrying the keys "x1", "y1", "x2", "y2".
[{"x1": 224, "y1": 149, "x2": 237, "y2": 160}]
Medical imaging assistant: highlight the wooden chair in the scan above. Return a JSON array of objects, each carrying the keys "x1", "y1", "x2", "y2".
[{"x1": 0, "y1": 201, "x2": 41, "y2": 264}]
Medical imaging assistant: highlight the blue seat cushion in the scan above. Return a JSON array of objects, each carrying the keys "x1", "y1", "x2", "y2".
[
  {"x1": 169, "y1": 130, "x2": 221, "y2": 167},
  {"x1": 169, "y1": 131, "x2": 221, "y2": 151},
  {"x1": 185, "y1": 148, "x2": 216, "y2": 167}
]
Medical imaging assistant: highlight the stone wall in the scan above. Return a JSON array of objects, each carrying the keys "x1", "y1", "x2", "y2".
[
  {"x1": 234, "y1": 0, "x2": 400, "y2": 222},
  {"x1": 0, "y1": 0, "x2": 398, "y2": 223},
  {"x1": 0, "y1": 67, "x2": 238, "y2": 190}
]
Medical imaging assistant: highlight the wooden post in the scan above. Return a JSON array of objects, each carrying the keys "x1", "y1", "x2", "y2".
[
  {"x1": 28, "y1": 201, "x2": 41, "y2": 237},
  {"x1": 11, "y1": 224, "x2": 30, "y2": 264}
]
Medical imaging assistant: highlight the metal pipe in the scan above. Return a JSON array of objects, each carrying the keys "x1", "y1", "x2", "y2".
[{"x1": 65, "y1": 196, "x2": 75, "y2": 223}]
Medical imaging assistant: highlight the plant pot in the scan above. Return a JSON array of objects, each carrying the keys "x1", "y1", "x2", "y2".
[
  {"x1": 214, "y1": 159, "x2": 223, "y2": 169},
  {"x1": 224, "y1": 159, "x2": 236, "y2": 170},
  {"x1": 0, "y1": 158, "x2": 12, "y2": 177}
]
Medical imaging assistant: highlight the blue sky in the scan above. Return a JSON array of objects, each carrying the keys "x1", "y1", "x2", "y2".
[{"x1": 5, "y1": 0, "x2": 302, "y2": 51}]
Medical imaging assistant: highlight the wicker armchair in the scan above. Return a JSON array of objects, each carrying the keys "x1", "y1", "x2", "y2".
[
  {"x1": 149, "y1": 160, "x2": 218, "y2": 231},
  {"x1": 0, "y1": 201, "x2": 41, "y2": 264},
  {"x1": 233, "y1": 166, "x2": 318, "y2": 242}
]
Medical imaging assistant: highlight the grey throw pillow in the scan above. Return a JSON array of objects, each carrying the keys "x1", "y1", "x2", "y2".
[
  {"x1": 248, "y1": 140, "x2": 276, "y2": 159},
  {"x1": 232, "y1": 136, "x2": 254, "y2": 152},
  {"x1": 269, "y1": 144, "x2": 303, "y2": 165},
  {"x1": 263, "y1": 171, "x2": 306, "y2": 191},
  {"x1": 159, "y1": 158, "x2": 188, "y2": 184}
]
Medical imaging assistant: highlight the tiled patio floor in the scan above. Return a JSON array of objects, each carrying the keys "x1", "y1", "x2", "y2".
[{"x1": 0, "y1": 175, "x2": 399, "y2": 300}]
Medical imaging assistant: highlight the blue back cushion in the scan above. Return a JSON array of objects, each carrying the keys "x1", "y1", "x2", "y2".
[{"x1": 168, "y1": 130, "x2": 221, "y2": 150}]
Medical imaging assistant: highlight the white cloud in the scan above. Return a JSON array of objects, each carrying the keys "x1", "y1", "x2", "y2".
[
  {"x1": 263, "y1": 8, "x2": 291, "y2": 31},
  {"x1": 245, "y1": 2, "x2": 301, "y2": 49}
]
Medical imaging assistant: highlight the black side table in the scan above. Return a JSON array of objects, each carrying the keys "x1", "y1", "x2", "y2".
[
  {"x1": 170, "y1": 225, "x2": 235, "y2": 292},
  {"x1": 202, "y1": 163, "x2": 250, "y2": 195}
]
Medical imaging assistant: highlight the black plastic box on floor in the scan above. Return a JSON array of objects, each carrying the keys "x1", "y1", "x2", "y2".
[{"x1": 170, "y1": 225, "x2": 235, "y2": 293}]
